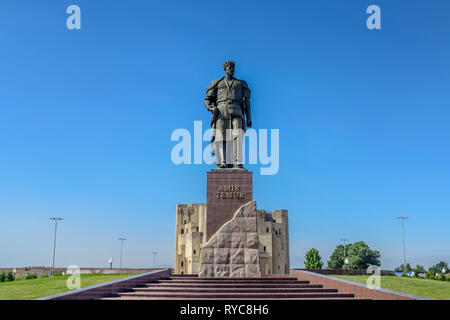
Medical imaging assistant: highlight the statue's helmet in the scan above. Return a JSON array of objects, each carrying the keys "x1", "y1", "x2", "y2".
[{"x1": 223, "y1": 60, "x2": 235, "y2": 70}]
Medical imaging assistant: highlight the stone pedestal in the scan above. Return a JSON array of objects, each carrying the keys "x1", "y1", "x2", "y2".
[
  {"x1": 206, "y1": 169, "x2": 253, "y2": 241},
  {"x1": 199, "y1": 201, "x2": 262, "y2": 278}
]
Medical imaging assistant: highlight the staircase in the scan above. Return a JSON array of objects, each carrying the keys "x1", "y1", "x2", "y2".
[{"x1": 102, "y1": 275, "x2": 360, "y2": 300}]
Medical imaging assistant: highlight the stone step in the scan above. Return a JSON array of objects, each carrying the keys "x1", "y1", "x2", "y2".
[
  {"x1": 98, "y1": 275, "x2": 361, "y2": 300},
  {"x1": 103, "y1": 296, "x2": 362, "y2": 300},
  {"x1": 169, "y1": 277, "x2": 298, "y2": 281},
  {"x1": 116, "y1": 292, "x2": 355, "y2": 299},
  {"x1": 147, "y1": 283, "x2": 323, "y2": 288},
  {"x1": 159, "y1": 279, "x2": 307, "y2": 284},
  {"x1": 134, "y1": 287, "x2": 338, "y2": 293}
]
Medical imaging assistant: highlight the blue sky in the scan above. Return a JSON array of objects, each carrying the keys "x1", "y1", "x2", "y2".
[{"x1": 0, "y1": 0, "x2": 449, "y2": 270}]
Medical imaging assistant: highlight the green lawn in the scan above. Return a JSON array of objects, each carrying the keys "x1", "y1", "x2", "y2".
[
  {"x1": 332, "y1": 275, "x2": 450, "y2": 300},
  {"x1": 0, "y1": 273, "x2": 137, "y2": 300}
]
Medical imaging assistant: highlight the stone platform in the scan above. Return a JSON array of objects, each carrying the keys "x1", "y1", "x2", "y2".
[
  {"x1": 103, "y1": 275, "x2": 360, "y2": 300},
  {"x1": 199, "y1": 201, "x2": 261, "y2": 278},
  {"x1": 206, "y1": 169, "x2": 252, "y2": 241}
]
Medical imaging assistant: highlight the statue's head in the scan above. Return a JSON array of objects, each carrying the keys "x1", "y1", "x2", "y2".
[{"x1": 223, "y1": 60, "x2": 235, "y2": 77}]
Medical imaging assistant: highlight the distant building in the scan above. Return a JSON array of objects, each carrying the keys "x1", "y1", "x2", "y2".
[
  {"x1": 174, "y1": 203, "x2": 206, "y2": 275},
  {"x1": 174, "y1": 203, "x2": 289, "y2": 275}
]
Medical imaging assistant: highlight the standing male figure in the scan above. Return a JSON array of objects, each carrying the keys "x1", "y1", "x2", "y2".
[{"x1": 204, "y1": 60, "x2": 252, "y2": 168}]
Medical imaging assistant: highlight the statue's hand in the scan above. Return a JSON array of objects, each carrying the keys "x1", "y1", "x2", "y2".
[{"x1": 247, "y1": 119, "x2": 252, "y2": 128}]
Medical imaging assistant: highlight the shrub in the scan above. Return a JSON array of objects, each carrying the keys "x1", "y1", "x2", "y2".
[
  {"x1": 41, "y1": 274, "x2": 49, "y2": 278},
  {"x1": 0, "y1": 272, "x2": 6, "y2": 282},
  {"x1": 25, "y1": 273, "x2": 37, "y2": 280},
  {"x1": 6, "y1": 271, "x2": 14, "y2": 282},
  {"x1": 438, "y1": 273, "x2": 446, "y2": 281},
  {"x1": 54, "y1": 272, "x2": 63, "y2": 277}
]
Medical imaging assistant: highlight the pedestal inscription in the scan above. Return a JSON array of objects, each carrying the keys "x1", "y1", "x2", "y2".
[{"x1": 206, "y1": 169, "x2": 253, "y2": 241}]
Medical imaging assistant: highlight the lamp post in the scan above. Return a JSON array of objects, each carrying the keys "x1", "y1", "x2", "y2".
[
  {"x1": 118, "y1": 238, "x2": 127, "y2": 269},
  {"x1": 396, "y1": 216, "x2": 408, "y2": 270},
  {"x1": 152, "y1": 252, "x2": 159, "y2": 268},
  {"x1": 50, "y1": 217, "x2": 63, "y2": 276},
  {"x1": 340, "y1": 238, "x2": 349, "y2": 268}
]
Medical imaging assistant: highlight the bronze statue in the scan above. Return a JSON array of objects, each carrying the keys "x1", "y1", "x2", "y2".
[{"x1": 204, "y1": 61, "x2": 252, "y2": 168}]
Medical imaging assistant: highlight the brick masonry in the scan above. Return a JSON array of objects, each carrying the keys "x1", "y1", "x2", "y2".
[
  {"x1": 206, "y1": 169, "x2": 253, "y2": 241},
  {"x1": 288, "y1": 270, "x2": 427, "y2": 300}
]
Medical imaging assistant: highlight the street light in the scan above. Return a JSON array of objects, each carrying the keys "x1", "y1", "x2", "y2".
[
  {"x1": 152, "y1": 252, "x2": 159, "y2": 268},
  {"x1": 396, "y1": 216, "x2": 408, "y2": 270},
  {"x1": 118, "y1": 238, "x2": 127, "y2": 268},
  {"x1": 341, "y1": 238, "x2": 349, "y2": 268},
  {"x1": 50, "y1": 217, "x2": 63, "y2": 276}
]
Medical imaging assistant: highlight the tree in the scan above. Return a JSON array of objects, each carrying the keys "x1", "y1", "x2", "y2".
[
  {"x1": 428, "y1": 261, "x2": 448, "y2": 274},
  {"x1": 327, "y1": 245, "x2": 346, "y2": 269},
  {"x1": 304, "y1": 248, "x2": 323, "y2": 269},
  {"x1": 327, "y1": 241, "x2": 380, "y2": 270},
  {"x1": 395, "y1": 263, "x2": 413, "y2": 272},
  {"x1": 347, "y1": 241, "x2": 381, "y2": 269},
  {"x1": 414, "y1": 265, "x2": 426, "y2": 274}
]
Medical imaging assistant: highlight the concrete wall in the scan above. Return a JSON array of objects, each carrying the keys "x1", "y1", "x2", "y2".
[
  {"x1": 294, "y1": 268, "x2": 395, "y2": 276},
  {"x1": 0, "y1": 267, "x2": 163, "y2": 279}
]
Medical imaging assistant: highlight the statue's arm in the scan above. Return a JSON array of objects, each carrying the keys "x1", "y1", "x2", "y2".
[
  {"x1": 242, "y1": 81, "x2": 252, "y2": 127},
  {"x1": 204, "y1": 98, "x2": 215, "y2": 111},
  {"x1": 205, "y1": 80, "x2": 219, "y2": 111}
]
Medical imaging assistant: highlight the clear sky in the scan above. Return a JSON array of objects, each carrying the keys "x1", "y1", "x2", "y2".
[{"x1": 1, "y1": 0, "x2": 449, "y2": 270}]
